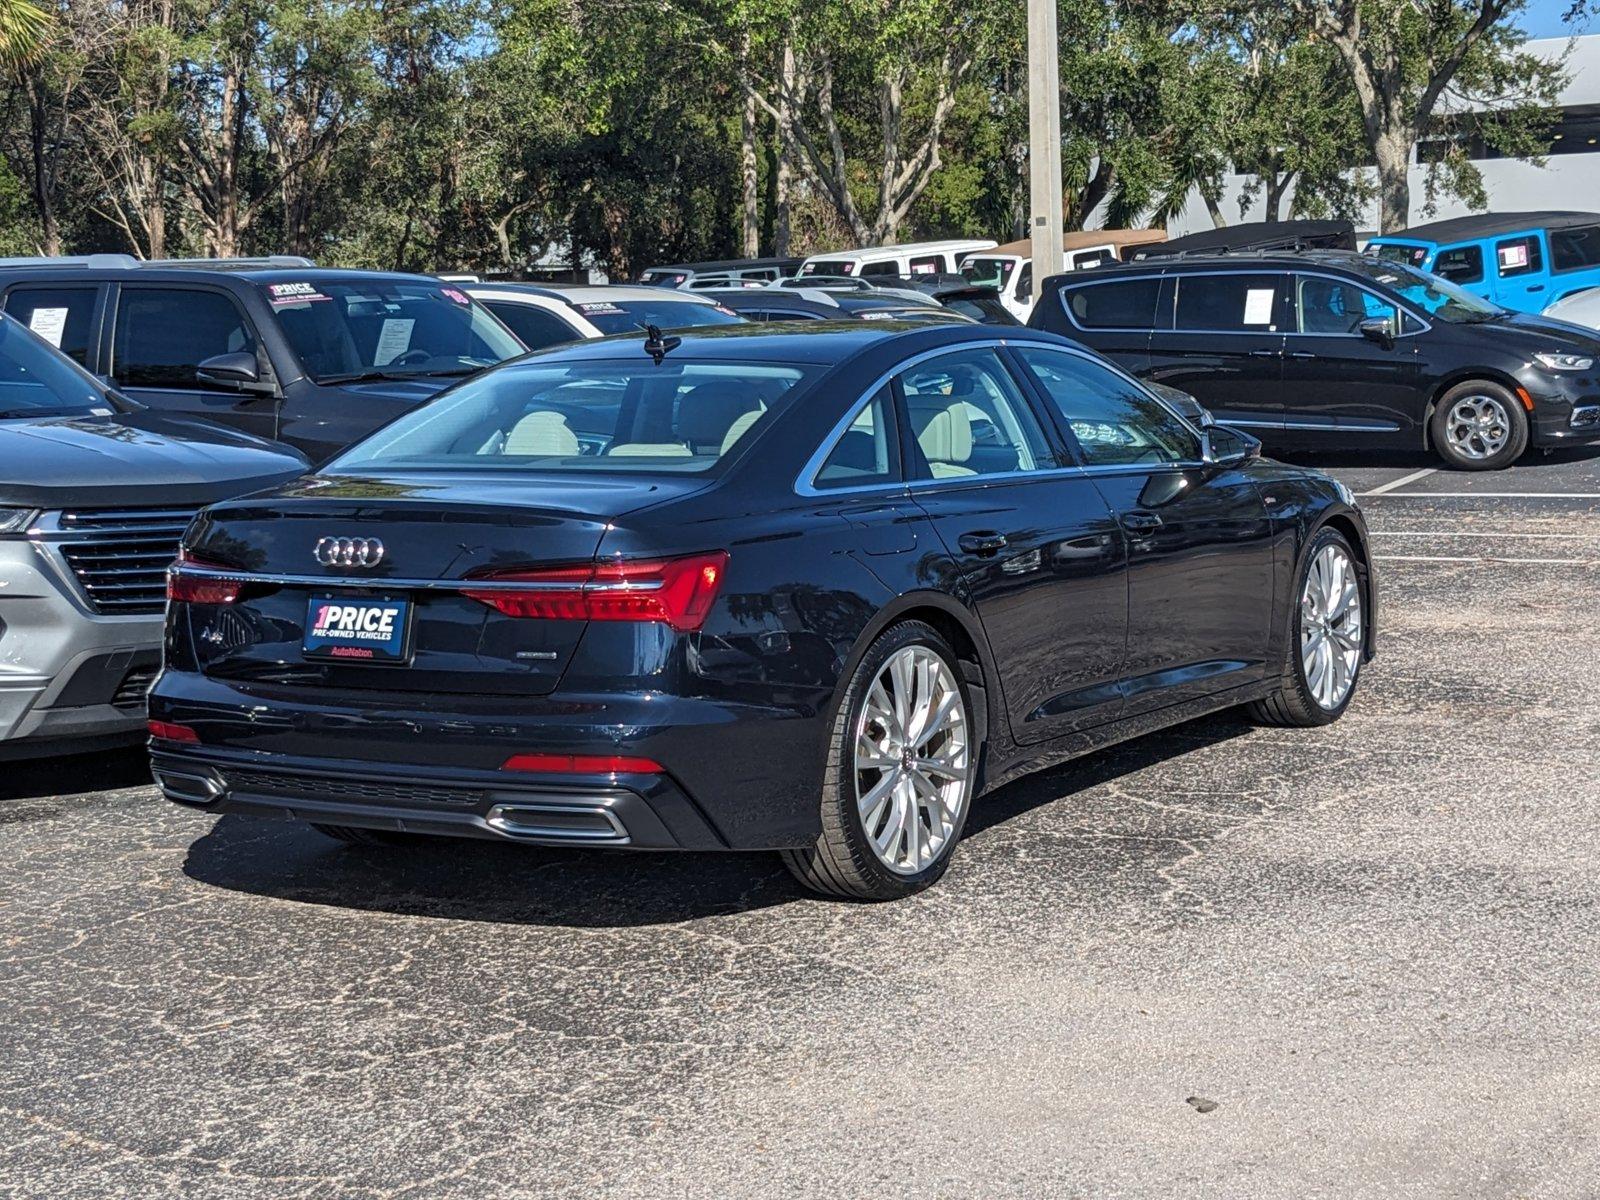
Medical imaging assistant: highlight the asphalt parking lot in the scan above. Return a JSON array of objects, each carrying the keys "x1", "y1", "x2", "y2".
[{"x1": 3, "y1": 447, "x2": 1599, "y2": 1199}]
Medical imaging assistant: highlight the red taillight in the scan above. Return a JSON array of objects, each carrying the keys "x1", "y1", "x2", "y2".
[
  {"x1": 501, "y1": 753, "x2": 664, "y2": 775},
  {"x1": 148, "y1": 720, "x2": 199, "y2": 743},
  {"x1": 462, "y1": 551, "x2": 728, "y2": 632},
  {"x1": 167, "y1": 549, "x2": 246, "y2": 605}
]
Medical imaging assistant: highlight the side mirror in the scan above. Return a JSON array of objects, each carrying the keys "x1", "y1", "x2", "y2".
[
  {"x1": 1358, "y1": 317, "x2": 1396, "y2": 349},
  {"x1": 1202, "y1": 424, "x2": 1262, "y2": 466},
  {"x1": 196, "y1": 351, "x2": 273, "y2": 393}
]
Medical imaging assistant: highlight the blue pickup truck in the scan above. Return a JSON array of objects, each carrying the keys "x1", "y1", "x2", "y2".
[{"x1": 1367, "y1": 211, "x2": 1600, "y2": 313}]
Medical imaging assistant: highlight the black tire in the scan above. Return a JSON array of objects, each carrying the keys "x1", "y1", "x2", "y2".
[
  {"x1": 1248, "y1": 527, "x2": 1365, "y2": 728},
  {"x1": 310, "y1": 823, "x2": 427, "y2": 848},
  {"x1": 1429, "y1": 379, "x2": 1529, "y2": 471},
  {"x1": 780, "y1": 620, "x2": 977, "y2": 901}
]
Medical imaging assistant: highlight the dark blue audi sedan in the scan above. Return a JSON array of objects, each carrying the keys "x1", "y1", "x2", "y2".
[{"x1": 150, "y1": 322, "x2": 1375, "y2": 899}]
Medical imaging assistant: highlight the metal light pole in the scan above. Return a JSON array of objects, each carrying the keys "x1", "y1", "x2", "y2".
[{"x1": 1028, "y1": 0, "x2": 1063, "y2": 299}]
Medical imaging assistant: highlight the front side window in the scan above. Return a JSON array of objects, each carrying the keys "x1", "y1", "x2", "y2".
[
  {"x1": 269, "y1": 279, "x2": 522, "y2": 382},
  {"x1": 1433, "y1": 244, "x2": 1484, "y2": 284},
  {"x1": 1342, "y1": 258, "x2": 1502, "y2": 323},
  {"x1": 570, "y1": 299, "x2": 743, "y2": 336},
  {"x1": 112, "y1": 287, "x2": 258, "y2": 390},
  {"x1": 961, "y1": 257, "x2": 1016, "y2": 290},
  {"x1": 1295, "y1": 277, "x2": 1399, "y2": 336},
  {"x1": 330, "y1": 359, "x2": 814, "y2": 475},
  {"x1": 814, "y1": 387, "x2": 899, "y2": 489},
  {"x1": 481, "y1": 300, "x2": 583, "y2": 352},
  {"x1": 1015, "y1": 346, "x2": 1200, "y2": 467},
  {"x1": 802, "y1": 260, "x2": 856, "y2": 276},
  {"x1": 897, "y1": 349, "x2": 1057, "y2": 480},
  {"x1": 1551, "y1": 224, "x2": 1600, "y2": 272},
  {"x1": 1370, "y1": 242, "x2": 1429, "y2": 268},
  {"x1": 1071, "y1": 248, "x2": 1112, "y2": 270},
  {"x1": 1174, "y1": 273, "x2": 1283, "y2": 332},
  {"x1": 1496, "y1": 235, "x2": 1543, "y2": 278},
  {"x1": 4, "y1": 286, "x2": 98, "y2": 365},
  {"x1": 0, "y1": 315, "x2": 112, "y2": 417},
  {"x1": 1064, "y1": 278, "x2": 1159, "y2": 329}
]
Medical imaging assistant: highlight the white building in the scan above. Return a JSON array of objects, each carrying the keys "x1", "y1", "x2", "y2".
[{"x1": 1167, "y1": 35, "x2": 1600, "y2": 237}]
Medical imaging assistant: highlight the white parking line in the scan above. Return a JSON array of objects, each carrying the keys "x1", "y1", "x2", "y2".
[
  {"x1": 1362, "y1": 491, "x2": 1600, "y2": 499},
  {"x1": 1373, "y1": 530, "x2": 1598, "y2": 540},
  {"x1": 1358, "y1": 468, "x2": 1437, "y2": 496},
  {"x1": 1374, "y1": 554, "x2": 1600, "y2": 565}
]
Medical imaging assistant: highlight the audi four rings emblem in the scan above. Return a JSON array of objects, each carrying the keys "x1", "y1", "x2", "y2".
[{"x1": 314, "y1": 536, "x2": 385, "y2": 567}]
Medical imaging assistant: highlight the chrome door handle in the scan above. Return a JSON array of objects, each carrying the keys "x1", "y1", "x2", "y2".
[{"x1": 1248, "y1": 349, "x2": 1281, "y2": 359}]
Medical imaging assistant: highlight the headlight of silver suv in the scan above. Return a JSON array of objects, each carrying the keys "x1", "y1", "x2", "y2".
[
  {"x1": 0, "y1": 507, "x2": 38, "y2": 535},
  {"x1": 1534, "y1": 351, "x2": 1595, "y2": 372}
]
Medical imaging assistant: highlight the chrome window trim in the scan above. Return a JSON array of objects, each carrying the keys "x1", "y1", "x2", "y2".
[{"x1": 1056, "y1": 266, "x2": 1433, "y2": 338}]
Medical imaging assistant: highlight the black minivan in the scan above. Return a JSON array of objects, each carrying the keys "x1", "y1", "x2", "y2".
[
  {"x1": 1030, "y1": 249, "x2": 1600, "y2": 469},
  {"x1": 0, "y1": 257, "x2": 525, "y2": 463}
]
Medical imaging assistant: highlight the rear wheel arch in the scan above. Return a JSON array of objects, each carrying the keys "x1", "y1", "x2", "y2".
[{"x1": 830, "y1": 592, "x2": 997, "y2": 770}]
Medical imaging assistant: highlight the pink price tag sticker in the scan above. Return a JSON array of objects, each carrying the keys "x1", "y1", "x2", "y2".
[{"x1": 440, "y1": 287, "x2": 470, "y2": 305}]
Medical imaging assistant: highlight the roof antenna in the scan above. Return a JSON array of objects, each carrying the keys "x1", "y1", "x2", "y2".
[{"x1": 642, "y1": 323, "x2": 680, "y2": 365}]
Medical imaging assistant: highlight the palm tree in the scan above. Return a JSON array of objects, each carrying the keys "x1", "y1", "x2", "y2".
[{"x1": 0, "y1": 0, "x2": 51, "y2": 64}]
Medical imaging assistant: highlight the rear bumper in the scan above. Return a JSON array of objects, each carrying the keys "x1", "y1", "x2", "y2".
[
  {"x1": 151, "y1": 744, "x2": 725, "y2": 849},
  {"x1": 148, "y1": 669, "x2": 832, "y2": 849}
]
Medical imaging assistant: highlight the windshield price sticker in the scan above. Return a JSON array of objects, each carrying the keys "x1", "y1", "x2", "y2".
[
  {"x1": 374, "y1": 318, "x2": 416, "y2": 365},
  {"x1": 440, "y1": 287, "x2": 471, "y2": 305},
  {"x1": 576, "y1": 302, "x2": 626, "y2": 316},
  {"x1": 268, "y1": 281, "x2": 331, "y2": 306},
  {"x1": 1499, "y1": 243, "x2": 1529, "y2": 270}
]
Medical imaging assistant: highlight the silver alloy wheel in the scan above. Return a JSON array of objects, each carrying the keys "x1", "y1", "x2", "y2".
[
  {"x1": 1300, "y1": 542, "x2": 1363, "y2": 711},
  {"x1": 1444, "y1": 393, "x2": 1512, "y2": 460},
  {"x1": 854, "y1": 645, "x2": 971, "y2": 875}
]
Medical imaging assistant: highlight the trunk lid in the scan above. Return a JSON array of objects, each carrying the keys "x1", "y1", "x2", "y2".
[{"x1": 181, "y1": 471, "x2": 704, "y2": 696}]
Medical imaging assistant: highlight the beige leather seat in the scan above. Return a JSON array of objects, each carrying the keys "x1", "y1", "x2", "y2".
[
  {"x1": 907, "y1": 395, "x2": 976, "y2": 477},
  {"x1": 607, "y1": 442, "x2": 694, "y2": 457},
  {"x1": 719, "y1": 407, "x2": 765, "y2": 455},
  {"x1": 504, "y1": 410, "x2": 580, "y2": 456}
]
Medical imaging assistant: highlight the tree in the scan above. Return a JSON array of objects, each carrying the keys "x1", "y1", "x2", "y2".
[
  {"x1": 0, "y1": 0, "x2": 50, "y2": 64},
  {"x1": 1288, "y1": 0, "x2": 1565, "y2": 231}
]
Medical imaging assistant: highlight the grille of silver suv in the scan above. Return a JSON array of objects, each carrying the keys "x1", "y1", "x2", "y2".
[{"x1": 57, "y1": 508, "x2": 197, "y2": 614}]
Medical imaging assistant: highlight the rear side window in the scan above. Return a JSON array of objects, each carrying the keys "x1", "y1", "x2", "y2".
[
  {"x1": 814, "y1": 387, "x2": 899, "y2": 489},
  {"x1": 1174, "y1": 273, "x2": 1282, "y2": 332},
  {"x1": 1433, "y1": 245, "x2": 1483, "y2": 284},
  {"x1": 4, "y1": 286, "x2": 98, "y2": 365},
  {"x1": 1064, "y1": 278, "x2": 1160, "y2": 329},
  {"x1": 907, "y1": 255, "x2": 943, "y2": 275},
  {"x1": 112, "y1": 287, "x2": 257, "y2": 390},
  {"x1": 860, "y1": 261, "x2": 900, "y2": 277},
  {"x1": 1495, "y1": 235, "x2": 1543, "y2": 278},
  {"x1": 482, "y1": 301, "x2": 581, "y2": 351},
  {"x1": 1550, "y1": 225, "x2": 1600, "y2": 272},
  {"x1": 898, "y1": 349, "x2": 1059, "y2": 479}
]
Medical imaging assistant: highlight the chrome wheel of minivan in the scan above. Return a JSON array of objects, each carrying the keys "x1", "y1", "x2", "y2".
[
  {"x1": 1300, "y1": 542, "x2": 1364, "y2": 711},
  {"x1": 854, "y1": 645, "x2": 971, "y2": 875},
  {"x1": 1444, "y1": 394, "x2": 1512, "y2": 461}
]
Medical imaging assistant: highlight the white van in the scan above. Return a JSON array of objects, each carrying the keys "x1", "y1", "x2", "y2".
[
  {"x1": 797, "y1": 239, "x2": 998, "y2": 281},
  {"x1": 958, "y1": 232, "x2": 1168, "y2": 320}
]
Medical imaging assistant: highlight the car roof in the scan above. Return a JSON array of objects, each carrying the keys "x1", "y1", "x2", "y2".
[
  {"x1": 699, "y1": 289, "x2": 841, "y2": 315},
  {"x1": 464, "y1": 281, "x2": 567, "y2": 303},
  {"x1": 1371, "y1": 210, "x2": 1600, "y2": 244},
  {"x1": 1132, "y1": 220, "x2": 1355, "y2": 259},
  {"x1": 0, "y1": 260, "x2": 447, "y2": 288},
  {"x1": 1037, "y1": 248, "x2": 1376, "y2": 287},
  {"x1": 642, "y1": 257, "x2": 802, "y2": 274},
  {"x1": 803, "y1": 239, "x2": 998, "y2": 261},
  {"x1": 505, "y1": 318, "x2": 1061, "y2": 365},
  {"x1": 532, "y1": 284, "x2": 723, "y2": 305}
]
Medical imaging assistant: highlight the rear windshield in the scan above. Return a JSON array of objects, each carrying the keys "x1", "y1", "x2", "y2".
[
  {"x1": 637, "y1": 271, "x2": 689, "y2": 287},
  {"x1": 571, "y1": 299, "x2": 744, "y2": 335},
  {"x1": 328, "y1": 359, "x2": 815, "y2": 475},
  {"x1": 0, "y1": 315, "x2": 112, "y2": 418},
  {"x1": 802, "y1": 260, "x2": 857, "y2": 276},
  {"x1": 268, "y1": 279, "x2": 523, "y2": 383},
  {"x1": 961, "y1": 257, "x2": 1017, "y2": 289}
]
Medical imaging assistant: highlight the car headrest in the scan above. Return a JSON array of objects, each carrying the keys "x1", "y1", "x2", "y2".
[
  {"x1": 720, "y1": 408, "x2": 764, "y2": 455},
  {"x1": 907, "y1": 395, "x2": 973, "y2": 465},
  {"x1": 504, "y1": 410, "x2": 579, "y2": 457},
  {"x1": 678, "y1": 381, "x2": 761, "y2": 448}
]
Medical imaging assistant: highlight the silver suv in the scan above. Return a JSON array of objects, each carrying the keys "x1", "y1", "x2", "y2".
[{"x1": 0, "y1": 313, "x2": 305, "y2": 759}]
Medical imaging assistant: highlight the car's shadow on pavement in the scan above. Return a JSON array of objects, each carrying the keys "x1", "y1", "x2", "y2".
[
  {"x1": 0, "y1": 746, "x2": 152, "y2": 802},
  {"x1": 180, "y1": 710, "x2": 1257, "y2": 928}
]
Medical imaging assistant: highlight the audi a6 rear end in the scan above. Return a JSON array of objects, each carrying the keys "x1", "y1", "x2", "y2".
[{"x1": 152, "y1": 323, "x2": 1373, "y2": 899}]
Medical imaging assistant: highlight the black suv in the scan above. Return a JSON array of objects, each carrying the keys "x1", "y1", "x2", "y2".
[
  {"x1": 1030, "y1": 249, "x2": 1600, "y2": 469},
  {"x1": 0, "y1": 256, "x2": 525, "y2": 463}
]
